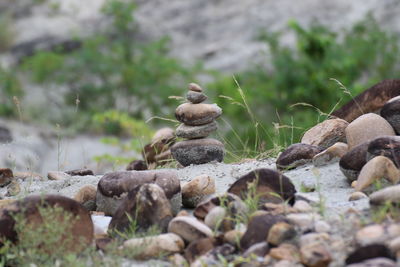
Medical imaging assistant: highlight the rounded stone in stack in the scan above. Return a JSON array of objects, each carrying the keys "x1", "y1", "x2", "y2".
[
  {"x1": 176, "y1": 121, "x2": 217, "y2": 139},
  {"x1": 171, "y1": 138, "x2": 224, "y2": 166},
  {"x1": 171, "y1": 83, "x2": 224, "y2": 166}
]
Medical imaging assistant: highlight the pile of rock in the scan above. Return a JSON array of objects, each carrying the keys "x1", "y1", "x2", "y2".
[
  {"x1": 275, "y1": 79, "x2": 400, "y2": 205},
  {"x1": 171, "y1": 83, "x2": 225, "y2": 167}
]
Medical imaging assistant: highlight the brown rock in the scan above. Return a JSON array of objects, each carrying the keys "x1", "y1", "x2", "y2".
[
  {"x1": 187, "y1": 91, "x2": 208, "y2": 104},
  {"x1": 276, "y1": 143, "x2": 323, "y2": 170},
  {"x1": 355, "y1": 156, "x2": 400, "y2": 192},
  {"x1": 96, "y1": 170, "x2": 180, "y2": 216},
  {"x1": 182, "y1": 174, "x2": 216, "y2": 208},
  {"x1": 191, "y1": 244, "x2": 235, "y2": 267},
  {"x1": 175, "y1": 103, "x2": 222, "y2": 126},
  {"x1": 370, "y1": 184, "x2": 400, "y2": 205},
  {"x1": 312, "y1": 142, "x2": 348, "y2": 167},
  {"x1": 74, "y1": 185, "x2": 97, "y2": 205},
  {"x1": 355, "y1": 224, "x2": 386, "y2": 246},
  {"x1": 184, "y1": 237, "x2": 216, "y2": 263},
  {"x1": 109, "y1": 183, "x2": 173, "y2": 233},
  {"x1": 332, "y1": 79, "x2": 400, "y2": 122},
  {"x1": 168, "y1": 216, "x2": 213, "y2": 243},
  {"x1": 345, "y1": 244, "x2": 394, "y2": 265},
  {"x1": 194, "y1": 193, "x2": 247, "y2": 221},
  {"x1": 142, "y1": 142, "x2": 170, "y2": 164},
  {"x1": 126, "y1": 160, "x2": 148, "y2": 171},
  {"x1": 0, "y1": 168, "x2": 13, "y2": 187},
  {"x1": 339, "y1": 141, "x2": 370, "y2": 183},
  {"x1": 47, "y1": 171, "x2": 71, "y2": 180},
  {"x1": 347, "y1": 257, "x2": 397, "y2": 267},
  {"x1": 0, "y1": 195, "x2": 93, "y2": 252},
  {"x1": 204, "y1": 206, "x2": 226, "y2": 230},
  {"x1": 240, "y1": 211, "x2": 287, "y2": 250},
  {"x1": 123, "y1": 233, "x2": 184, "y2": 260},
  {"x1": 6, "y1": 181, "x2": 20, "y2": 197},
  {"x1": 152, "y1": 127, "x2": 175, "y2": 144},
  {"x1": 243, "y1": 242, "x2": 269, "y2": 258},
  {"x1": 367, "y1": 136, "x2": 400, "y2": 167},
  {"x1": 189, "y1": 82, "x2": 203, "y2": 92},
  {"x1": 267, "y1": 222, "x2": 296, "y2": 246},
  {"x1": 300, "y1": 242, "x2": 331, "y2": 267},
  {"x1": 349, "y1": 192, "x2": 368, "y2": 201},
  {"x1": 269, "y1": 243, "x2": 300, "y2": 262},
  {"x1": 381, "y1": 96, "x2": 400, "y2": 134},
  {"x1": 224, "y1": 229, "x2": 244, "y2": 246},
  {"x1": 228, "y1": 168, "x2": 296, "y2": 206},
  {"x1": 65, "y1": 169, "x2": 94, "y2": 176},
  {"x1": 301, "y1": 119, "x2": 348, "y2": 149},
  {"x1": 345, "y1": 113, "x2": 395, "y2": 149}
]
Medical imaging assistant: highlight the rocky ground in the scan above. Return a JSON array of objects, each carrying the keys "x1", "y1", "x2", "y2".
[{"x1": 2, "y1": 81, "x2": 400, "y2": 266}]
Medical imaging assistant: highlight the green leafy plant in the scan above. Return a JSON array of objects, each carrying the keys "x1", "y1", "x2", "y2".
[
  {"x1": 208, "y1": 15, "x2": 400, "y2": 153},
  {"x1": 20, "y1": 0, "x2": 198, "y2": 127}
]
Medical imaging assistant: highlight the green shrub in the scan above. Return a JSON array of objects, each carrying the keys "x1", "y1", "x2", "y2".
[
  {"x1": 20, "y1": 0, "x2": 198, "y2": 128},
  {"x1": 0, "y1": 67, "x2": 23, "y2": 117},
  {"x1": 208, "y1": 15, "x2": 400, "y2": 155}
]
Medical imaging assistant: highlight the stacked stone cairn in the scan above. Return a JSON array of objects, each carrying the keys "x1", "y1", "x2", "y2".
[{"x1": 171, "y1": 83, "x2": 224, "y2": 166}]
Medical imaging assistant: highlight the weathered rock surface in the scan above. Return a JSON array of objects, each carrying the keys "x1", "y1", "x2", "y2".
[
  {"x1": 175, "y1": 103, "x2": 222, "y2": 126},
  {"x1": 267, "y1": 222, "x2": 296, "y2": 246},
  {"x1": 367, "y1": 136, "x2": 400, "y2": 167},
  {"x1": 313, "y1": 142, "x2": 348, "y2": 167},
  {"x1": 355, "y1": 224, "x2": 386, "y2": 246},
  {"x1": 345, "y1": 113, "x2": 395, "y2": 149},
  {"x1": 65, "y1": 169, "x2": 94, "y2": 176},
  {"x1": 168, "y1": 216, "x2": 213, "y2": 243},
  {"x1": 381, "y1": 96, "x2": 400, "y2": 134},
  {"x1": 108, "y1": 183, "x2": 173, "y2": 233},
  {"x1": 339, "y1": 141, "x2": 370, "y2": 182},
  {"x1": 228, "y1": 168, "x2": 296, "y2": 206},
  {"x1": 301, "y1": 119, "x2": 348, "y2": 149},
  {"x1": 355, "y1": 156, "x2": 400, "y2": 192},
  {"x1": 182, "y1": 174, "x2": 216, "y2": 208},
  {"x1": 0, "y1": 194, "x2": 93, "y2": 252},
  {"x1": 184, "y1": 237, "x2": 217, "y2": 263},
  {"x1": 175, "y1": 121, "x2": 217, "y2": 139},
  {"x1": 333, "y1": 80, "x2": 400, "y2": 123},
  {"x1": 126, "y1": 160, "x2": 148, "y2": 171},
  {"x1": 240, "y1": 211, "x2": 287, "y2": 250},
  {"x1": 300, "y1": 242, "x2": 332, "y2": 267},
  {"x1": 187, "y1": 91, "x2": 208, "y2": 104},
  {"x1": 171, "y1": 138, "x2": 224, "y2": 166},
  {"x1": 0, "y1": 168, "x2": 13, "y2": 187},
  {"x1": 345, "y1": 244, "x2": 395, "y2": 265},
  {"x1": 96, "y1": 170, "x2": 180, "y2": 216},
  {"x1": 276, "y1": 143, "x2": 323, "y2": 170},
  {"x1": 193, "y1": 193, "x2": 248, "y2": 228},
  {"x1": 123, "y1": 233, "x2": 184, "y2": 260},
  {"x1": 369, "y1": 184, "x2": 400, "y2": 205}
]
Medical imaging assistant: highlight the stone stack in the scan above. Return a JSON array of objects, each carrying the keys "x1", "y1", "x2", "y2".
[{"x1": 171, "y1": 83, "x2": 224, "y2": 167}]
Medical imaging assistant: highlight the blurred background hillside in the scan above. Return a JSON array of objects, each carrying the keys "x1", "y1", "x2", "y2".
[{"x1": 1, "y1": 0, "x2": 400, "y2": 174}]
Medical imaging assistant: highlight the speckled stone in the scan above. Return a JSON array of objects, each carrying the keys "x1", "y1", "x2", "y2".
[
  {"x1": 176, "y1": 121, "x2": 217, "y2": 139},
  {"x1": 171, "y1": 138, "x2": 224, "y2": 166}
]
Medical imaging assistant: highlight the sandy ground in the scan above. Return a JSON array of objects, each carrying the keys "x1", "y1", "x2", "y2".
[{"x1": 1, "y1": 158, "x2": 368, "y2": 218}]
